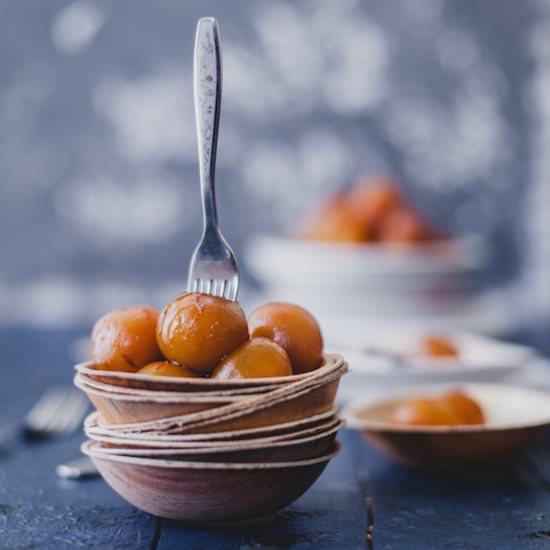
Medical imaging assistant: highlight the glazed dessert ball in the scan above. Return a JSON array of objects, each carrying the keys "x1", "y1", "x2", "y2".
[
  {"x1": 378, "y1": 206, "x2": 428, "y2": 244},
  {"x1": 211, "y1": 337, "x2": 292, "y2": 380},
  {"x1": 157, "y1": 292, "x2": 248, "y2": 374},
  {"x1": 248, "y1": 303, "x2": 324, "y2": 374},
  {"x1": 138, "y1": 361, "x2": 202, "y2": 378},
  {"x1": 438, "y1": 391, "x2": 484, "y2": 425},
  {"x1": 298, "y1": 198, "x2": 368, "y2": 243},
  {"x1": 390, "y1": 398, "x2": 460, "y2": 427},
  {"x1": 91, "y1": 306, "x2": 162, "y2": 372},
  {"x1": 420, "y1": 336, "x2": 459, "y2": 358},
  {"x1": 345, "y1": 180, "x2": 401, "y2": 228}
]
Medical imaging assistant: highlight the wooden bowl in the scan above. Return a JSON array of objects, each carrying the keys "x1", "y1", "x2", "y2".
[
  {"x1": 87, "y1": 419, "x2": 344, "y2": 462},
  {"x1": 74, "y1": 375, "x2": 249, "y2": 424},
  {"x1": 79, "y1": 373, "x2": 277, "y2": 397},
  {"x1": 93, "y1": 361, "x2": 347, "y2": 432},
  {"x1": 87, "y1": 406, "x2": 340, "y2": 442},
  {"x1": 345, "y1": 383, "x2": 550, "y2": 468},
  {"x1": 86, "y1": 413, "x2": 341, "y2": 449},
  {"x1": 82, "y1": 440, "x2": 340, "y2": 521},
  {"x1": 75, "y1": 354, "x2": 343, "y2": 392}
]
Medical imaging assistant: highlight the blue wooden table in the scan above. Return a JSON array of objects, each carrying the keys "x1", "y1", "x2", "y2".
[{"x1": 1, "y1": 327, "x2": 550, "y2": 549}]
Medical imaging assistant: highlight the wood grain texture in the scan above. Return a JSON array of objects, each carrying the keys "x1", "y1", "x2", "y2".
[
  {"x1": 0, "y1": 328, "x2": 158, "y2": 549},
  {"x1": 359, "y1": 431, "x2": 550, "y2": 550},
  {"x1": 157, "y1": 429, "x2": 367, "y2": 549},
  {"x1": 2, "y1": 328, "x2": 550, "y2": 549}
]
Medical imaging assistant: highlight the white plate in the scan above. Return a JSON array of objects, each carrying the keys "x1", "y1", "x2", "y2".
[
  {"x1": 245, "y1": 234, "x2": 488, "y2": 318},
  {"x1": 245, "y1": 234, "x2": 487, "y2": 287},
  {"x1": 333, "y1": 330, "x2": 534, "y2": 393},
  {"x1": 345, "y1": 383, "x2": 550, "y2": 431}
]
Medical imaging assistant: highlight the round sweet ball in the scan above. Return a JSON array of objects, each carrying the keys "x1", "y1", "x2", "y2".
[
  {"x1": 420, "y1": 335, "x2": 459, "y2": 358},
  {"x1": 211, "y1": 337, "x2": 292, "y2": 380},
  {"x1": 378, "y1": 207, "x2": 427, "y2": 244},
  {"x1": 438, "y1": 391, "x2": 484, "y2": 425},
  {"x1": 91, "y1": 306, "x2": 162, "y2": 372},
  {"x1": 248, "y1": 303, "x2": 324, "y2": 374},
  {"x1": 157, "y1": 292, "x2": 249, "y2": 374},
  {"x1": 138, "y1": 361, "x2": 203, "y2": 378},
  {"x1": 298, "y1": 198, "x2": 368, "y2": 243},
  {"x1": 390, "y1": 398, "x2": 460, "y2": 427}
]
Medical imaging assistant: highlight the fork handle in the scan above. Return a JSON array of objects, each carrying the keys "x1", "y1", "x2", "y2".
[{"x1": 194, "y1": 17, "x2": 222, "y2": 231}]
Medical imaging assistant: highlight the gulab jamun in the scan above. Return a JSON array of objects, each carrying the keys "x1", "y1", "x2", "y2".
[
  {"x1": 91, "y1": 306, "x2": 162, "y2": 372},
  {"x1": 437, "y1": 391, "x2": 484, "y2": 425},
  {"x1": 298, "y1": 198, "x2": 368, "y2": 243},
  {"x1": 390, "y1": 398, "x2": 460, "y2": 427},
  {"x1": 248, "y1": 303, "x2": 324, "y2": 374},
  {"x1": 421, "y1": 336, "x2": 459, "y2": 358},
  {"x1": 211, "y1": 337, "x2": 293, "y2": 380},
  {"x1": 377, "y1": 206, "x2": 429, "y2": 244},
  {"x1": 157, "y1": 292, "x2": 248, "y2": 374},
  {"x1": 345, "y1": 179, "x2": 401, "y2": 228},
  {"x1": 138, "y1": 360, "x2": 202, "y2": 378}
]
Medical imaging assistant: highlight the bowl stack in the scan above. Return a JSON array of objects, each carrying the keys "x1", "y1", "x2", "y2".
[{"x1": 75, "y1": 354, "x2": 347, "y2": 522}]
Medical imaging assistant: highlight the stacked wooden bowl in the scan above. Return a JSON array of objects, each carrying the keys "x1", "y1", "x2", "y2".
[{"x1": 75, "y1": 354, "x2": 347, "y2": 522}]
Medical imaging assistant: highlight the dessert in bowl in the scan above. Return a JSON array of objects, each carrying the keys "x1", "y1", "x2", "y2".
[
  {"x1": 76, "y1": 293, "x2": 347, "y2": 521},
  {"x1": 345, "y1": 384, "x2": 550, "y2": 468},
  {"x1": 245, "y1": 178, "x2": 488, "y2": 319}
]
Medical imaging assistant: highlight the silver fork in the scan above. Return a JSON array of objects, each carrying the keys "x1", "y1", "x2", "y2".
[
  {"x1": 187, "y1": 17, "x2": 239, "y2": 301},
  {"x1": 0, "y1": 387, "x2": 89, "y2": 445}
]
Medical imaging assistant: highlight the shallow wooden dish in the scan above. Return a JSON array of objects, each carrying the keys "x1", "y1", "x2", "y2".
[
  {"x1": 74, "y1": 375, "x2": 249, "y2": 424},
  {"x1": 75, "y1": 354, "x2": 343, "y2": 392},
  {"x1": 86, "y1": 414, "x2": 342, "y2": 450},
  {"x1": 345, "y1": 384, "x2": 550, "y2": 468},
  {"x1": 95, "y1": 362, "x2": 346, "y2": 432},
  {"x1": 79, "y1": 373, "x2": 277, "y2": 397},
  {"x1": 83, "y1": 440, "x2": 340, "y2": 522},
  {"x1": 88, "y1": 420, "x2": 343, "y2": 462},
  {"x1": 88, "y1": 406, "x2": 339, "y2": 442}
]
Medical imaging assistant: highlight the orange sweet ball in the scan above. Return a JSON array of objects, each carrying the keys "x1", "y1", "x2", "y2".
[
  {"x1": 298, "y1": 198, "x2": 368, "y2": 243},
  {"x1": 211, "y1": 337, "x2": 293, "y2": 380},
  {"x1": 345, "y1": 179, "x2": 402, "y2": 228},
  {"x1": 437, "y1": 391, "x2": 484, "y2": 425},
  {"x1": 138, "y1": 361, "x2": 203, "y2": 378},
  {"x1": 157, "y1": 292, "x2": 249, "y2": 374},
  {"x1": 377, "y1": 206, "x2": 428, "y2": 244},
  {"x1": 248, "y1": 303, "x2": 324, "y2": 374},
  {"x1": 91, "y1": 306, "x2": 162, "y2": 372},
  {"x1": 390, "y1": 398, "x2": 461, "y2": 427},
  {"x1": 421, "y1": 336, "x2": 459, "y2": 358}
]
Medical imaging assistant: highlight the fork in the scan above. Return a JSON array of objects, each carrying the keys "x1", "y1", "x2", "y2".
[
  {"x1": 0, "y1": 386, "x2": 89, "y2": 446},
  {"x1": 187, "y1": 17, "x2": 239, "y2": 301}
]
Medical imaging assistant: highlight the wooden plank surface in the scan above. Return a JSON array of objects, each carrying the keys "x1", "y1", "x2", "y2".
[
  {"x1": 1, "y1": 328, "x2": 550, "y2": 549},
  {"x1": 360, "y1": 434, "x2": 550, "y2": 550}
]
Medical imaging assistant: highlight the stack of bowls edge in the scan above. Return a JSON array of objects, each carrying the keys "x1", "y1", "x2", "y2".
[{"x1": 74, "y1": 353, "x2": 347, "y2": 522}]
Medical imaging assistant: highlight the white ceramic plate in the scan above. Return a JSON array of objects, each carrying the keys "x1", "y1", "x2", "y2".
[
  {"x1": 345, "y1": 383, "x2": 550, "y2": 431},
  {"x1": 245, "y1": 234, "x2": 488, "y2": 317},
  {"x1": 334, "y1": 330, "x2": 534, "y2": 394},
  {"x1": 245, "y1": 234, "x2": 487, "y2": 286}
]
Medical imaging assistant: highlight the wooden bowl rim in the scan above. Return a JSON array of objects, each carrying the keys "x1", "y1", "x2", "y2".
[
  {"x1": 344, "y1": 383, "x2": 550, "y2": 434},
  {"x1": 74, "y1": 374, "x2": 254, "y2": 403},
  {"x1": 88, "y1": 419, "x2": 344, "y2": 456},
  {"x1": 87, "y1": 406, "x2": 340, "y2": 441},
  {"x1": 93, "y1": 366, "x2": 345, "y2": 433},
  {"x1": 82, "y1": 440, "x2": 341, "y2": 469},
  {"x1": 79, "y1": 374, "x2": 279, "y2": 397},
  {"x1": 86, "y1": 416, "x2": 342, "y2": 448},
  {"x1": 75, "y1": 353, "x2": 344, "y2": 387}
]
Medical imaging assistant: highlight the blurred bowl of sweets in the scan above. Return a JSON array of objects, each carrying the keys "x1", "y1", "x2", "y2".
[{"x1": 245, "y1": 178, "x2": 488, "y2": 319}]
